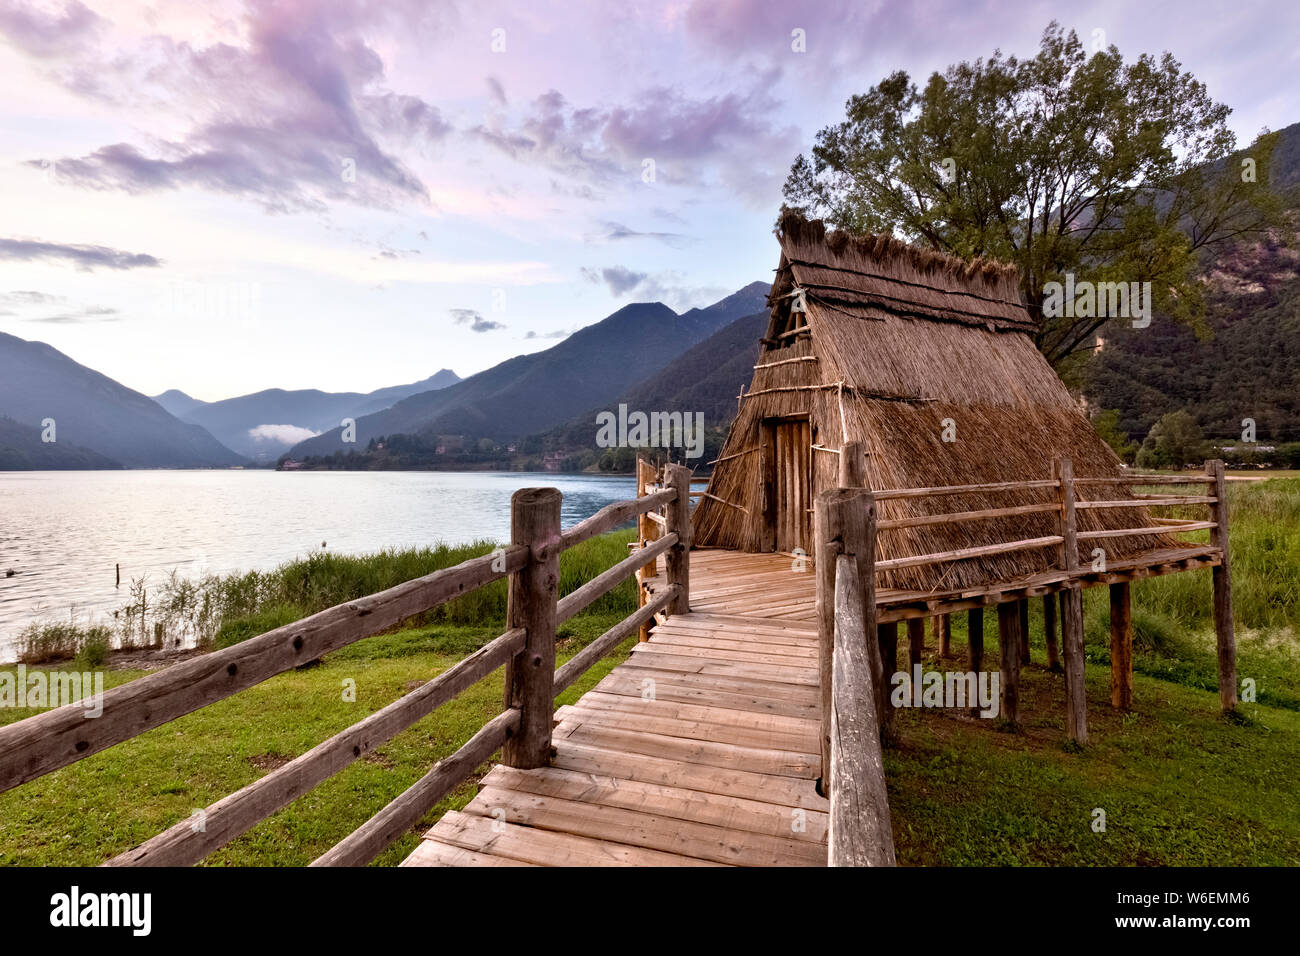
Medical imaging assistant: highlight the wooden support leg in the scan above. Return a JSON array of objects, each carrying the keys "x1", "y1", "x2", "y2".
[
  {"x1": 1109, "y1": 582, "x2": 1133, "y2": 710},
  {"x1": 1207, "y1": 459, "x2": 1237, "y2": 712},
  {"x1": 878, "y1": 622, "x2": 898, "y2": 727},
  {"x1": 934, "y1": 614, "x2": 951, "y2": 658},
  {"x1": 907, "y1": 617, "x2": 925, "y2": 669},
  {"x1": 1018, "y1": 598, "x2": 1031, "y2": 665},
  {"x1": 996, "y1": 602, "x2": 1020, "y2": 726},
  {"x1": 967, "y1": 608, "x2": 984, "y2": 717},
  {"x1": 1043, "y1": 593, "x2": 1060, "y2": 671},
  {"x1": 1062, "y1": 584, "x2": 1087, "y2": 745}
]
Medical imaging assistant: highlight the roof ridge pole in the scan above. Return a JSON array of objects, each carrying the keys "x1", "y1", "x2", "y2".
[
  {"x1": 1054, "y1": 458, "x2": 1087, "y2": 745},
  {"x1": 1206, "y1": 458, "x2": 1237, "y2": 713}
]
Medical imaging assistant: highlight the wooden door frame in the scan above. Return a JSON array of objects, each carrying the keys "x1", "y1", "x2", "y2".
[{"x1": 760, "y1": 414, "x2": 811, "y2": 553}]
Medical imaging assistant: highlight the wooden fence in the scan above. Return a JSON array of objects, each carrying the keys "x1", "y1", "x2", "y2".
[{"x1": 0, "y1": 466, "x2": 693, "y2": 867}]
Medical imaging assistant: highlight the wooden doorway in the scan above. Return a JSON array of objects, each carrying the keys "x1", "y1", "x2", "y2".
[{"x1": 763, "y1": 418, "x2": 811, "y2": 553}]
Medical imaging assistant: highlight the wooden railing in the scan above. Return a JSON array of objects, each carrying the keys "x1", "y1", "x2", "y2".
[{"x1": 0, "y1": 469, "x2": 692, "y2": 867}]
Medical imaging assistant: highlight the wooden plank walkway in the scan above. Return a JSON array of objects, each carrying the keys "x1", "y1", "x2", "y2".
[{"x1": 404, "y1": 568, "x2": 827, "y2": 866}]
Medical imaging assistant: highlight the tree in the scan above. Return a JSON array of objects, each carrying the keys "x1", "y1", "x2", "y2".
[
  {"x1": 1135, "y1": 410, "x2": 1207, "y2": 469},
  {"x1": 1092, "y1": 408, "x2": 1138, "y2": 464},
  {"x1": 784, "y1": 23, "x2": 1282, "y2": 369}
]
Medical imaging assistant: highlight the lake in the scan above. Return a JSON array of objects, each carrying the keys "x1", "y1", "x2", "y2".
[{"x1": 0, "y1": 470, "x2": 636, "y2": 660}]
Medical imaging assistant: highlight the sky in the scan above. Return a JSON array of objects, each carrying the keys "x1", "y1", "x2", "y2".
[{"x1": 0, "y1": 0, "x2": 1296, "y2": 401}]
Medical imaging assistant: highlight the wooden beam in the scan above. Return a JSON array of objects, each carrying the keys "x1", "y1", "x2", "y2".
[
  {"x1": 553, "y1": 586, "x2": 678, "y2": 694},
  {"x1": 1109, "y1": 582, "x2": 1133, "y2": 710},
  {"x1": 502, "y1": 487, "x2": 561, "y2": 769},
  {"x1": 996, "y1": 602, "x2": 1020, "y2": 726},
  {"x1": 1206, "y1": 459, "x2": 1237, "y2": 712}
]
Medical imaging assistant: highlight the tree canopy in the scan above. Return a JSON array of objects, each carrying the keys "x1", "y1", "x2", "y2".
[{"x1": 783, "y1": 23, "x2": 1282, "y2": 369}]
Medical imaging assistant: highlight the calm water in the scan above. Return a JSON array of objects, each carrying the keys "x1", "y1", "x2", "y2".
[{"x1": 0, "y1": 470, "x2": 636, "y2": 659}]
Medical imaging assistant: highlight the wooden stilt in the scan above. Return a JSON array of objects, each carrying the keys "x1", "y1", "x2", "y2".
[
  {"x1": 1206, "y1": 459, "x2": 1237, "y2": 712},
  {"x1": 878, "y1": 622, "x2": 898, "y2": 727},
  {"x1": 1018, "y1": 598, "x2": 1031, "y2": 665},
  {"x1": 1062, "y1": 585, "x2": 1087, "y2": 744},
  {"x1": 1109, "y1": 582, "x2": 1133, "y2": 710},
  {"x1": 967, "y1": 608, "x2": 984, "y2": 718},
  {"x1": 933, "y1": 613, "x2": 951, "y2": 657},
  {"x1": 907, "y1": 617, "x2": 925, "y2": 669},
  {"x1": 1043, "y1": 592, "x2": 1060, "y2": 671},
  {"x1": 996, "y1": 602, "x2": 1020, "y2": 726}
]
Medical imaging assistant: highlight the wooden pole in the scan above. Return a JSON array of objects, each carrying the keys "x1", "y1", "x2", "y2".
[
  {"x1": 1043, "y1": 593, "x2": 1060, "y2": 671},
  {"x1": 1109, "y1": 582, "x2": 1133, "y2": 709},
  {"x1": 933, "y1": 613, "x2": 951, "y2": 658},
  {"x1": 1055, "y1": 457, "x2": 1086, "y2": 743},
  {"x1": 1206, "y1": 459, "x2": 1237, "y2": 712},
  {"x1": 1061, "y1": 585, "x2": 1087, "y2": 744},
  {"x1": 636, "y1": 458, "x2": 658, "y2": 642},
  {"x1": 996, "y1": 602, "x2": 1020, "y2": 726},
  {"x1": 814, "y1": 486, "x2": 879, "y2": 790},
  {"x1": 502, "y1": 487, "x2": 561, "y2": 769},
  {"x1": 1018, "y1": 599, "x2": 1030, "y2": 665},
  {"x1": 838, "y1": 440, "x2": 866, "y2": 488},
  {"x1": 663, "y1": 463, "x2": 692, "y2": 616},
  {"x1": 907, "y1": 617, "x2": 925, "y2": 669},
  {"x1": 877, "y1": 622, "x2": 898, "y2": 728},
  {"x1": 967, "y1": 608, "x2": 984, "y2": 717}
]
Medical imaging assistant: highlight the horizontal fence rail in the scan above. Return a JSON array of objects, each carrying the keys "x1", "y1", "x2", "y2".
[{"x1": 0, "y1": 468, "x2": 691, "y2": 868}]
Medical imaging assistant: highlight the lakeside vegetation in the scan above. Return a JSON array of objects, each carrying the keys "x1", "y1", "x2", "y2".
[{"x1": 2, "y1": 479, "x2": 1298, "y2": 865}]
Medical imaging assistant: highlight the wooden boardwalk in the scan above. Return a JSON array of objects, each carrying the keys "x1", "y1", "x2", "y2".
[{"x1": 404, "y1": 552, "x2": 826, "y2": 867}]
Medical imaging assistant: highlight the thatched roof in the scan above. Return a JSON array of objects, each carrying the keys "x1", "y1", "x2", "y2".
[{"x1": 692, "y1": 212, "x2": 1176, "y2": 591}]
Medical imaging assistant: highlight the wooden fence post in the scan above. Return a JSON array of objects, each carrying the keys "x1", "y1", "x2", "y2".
[
  {"x1": 502, "y1": 487, "x2": 561, "y2": 769},
  {"x1": 1043, "y1": 593, "x2": 1060, "y2": 671},
  {"x1": 663, "y1": 463, "x2": 692, "y2": 616},
  {"x1": 1206, "y1": 459, "x2": 1237, "y2": 712},
  {"x1": 636, "y1": 458, "x2": 659, "y2": 642},
  {"x1": 1055, "y1": 458, "x2": 1087, "y2": 745},
  {"x1": 1109, "y1": 582, "x2": 1133, "y2": 709},
  {"x1": 815, "y1": 486, "x2": 878, "y2": 792},
  {"x1": 839, "y1": 440, "x2": 867, "y2": 488}
]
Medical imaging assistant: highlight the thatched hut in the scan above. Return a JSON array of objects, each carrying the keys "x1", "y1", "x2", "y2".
[{"x1": 692, "y1": 212, "x2": 1175, "y2": 593}]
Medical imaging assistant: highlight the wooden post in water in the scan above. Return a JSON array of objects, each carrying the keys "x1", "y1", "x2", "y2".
[
  {"x1": 663, "y1": 464, "x2": 692, "y2": 616},
  {"x1": 1055, "y1": 458, "x2": 1087, "y2": 744},
  {"x1": 1206, "y1": 459, "x2": 1237, "y2": 712},
  {"x1": 1043, "y1": 593, "x2": 1060, "y2": 671},
  {"x1": 996, "y1": 602, "x2": 1020, "y2": 726},
  {"x1": 1018, "y1": 598, "x2": 1031, "y2": 665},
  {"x1": 1109, "y1": 582, "x2": 1133, "y2": 709},
  {"x1": 502, "y1": 488, "x2": 561, "y2": 769},
  {"x1": 814, "y1": 486, "x2": 878, "y2": 791},
  {"x1": 635, "y1": 458, "x2": 659, "y2": 642}
]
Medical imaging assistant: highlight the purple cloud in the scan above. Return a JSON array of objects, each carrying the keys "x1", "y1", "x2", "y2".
[
  {"x1": 0, "y1": 0, "x2": 101, "y2": 58},
  {"x1": 0, "y1": 238, "x2": 160, "y2": 270},
  {"x1": 450, "y1": 308, "x2": 505, "y2": 332}
]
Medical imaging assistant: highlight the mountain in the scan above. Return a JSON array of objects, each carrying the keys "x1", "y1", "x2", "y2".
[
  {"x1": 153, "y1": 389, "x2": 208, "y2": 419},
  {"x1": 153, "y1": 369, "x2": 461, "y2": 461},
  {"x1": 0, "y1": 416, "x2": 122, "y2": 470},
  {"x1": 0, "y1": 332, "x2": 245, "y2": 468},
  {"x1": 286, "y1": 283, "x2": 769, "y2": 460}
]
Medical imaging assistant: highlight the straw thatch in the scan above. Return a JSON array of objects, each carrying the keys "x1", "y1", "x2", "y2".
[{"x1": 693, "y1": 212, "x2": 1177, "y2": 592}]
